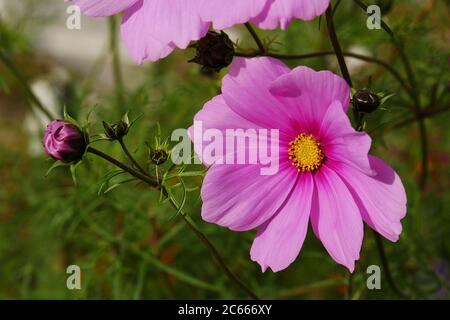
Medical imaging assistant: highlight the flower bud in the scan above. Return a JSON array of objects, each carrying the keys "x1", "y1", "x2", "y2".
[
  {"x1": 42, "y1": 120, "x2": 87, "y2": 163},
  {"x1": 189, "y1": 31, "x2": 234, "y2": 72},
  {"x1": 103, "y1": 120, "x2": 129, "y2": 140},
  {"x1": 150, "y1": 149, "x2": 168, "y2": 165},
  {"x1": 352, "y1": 89, "x2": 381, "y2": 113}
]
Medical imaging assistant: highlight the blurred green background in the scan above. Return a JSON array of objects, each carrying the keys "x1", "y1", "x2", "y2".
[{"x1": 0, "y1": 0, "x2": 449, "y2": 299}]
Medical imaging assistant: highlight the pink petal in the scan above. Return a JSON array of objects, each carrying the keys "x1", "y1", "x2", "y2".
[
  {"x1": 311, "y1": 165, "x2": 364, "y2": 272},
  {"x1": 330, "y1": 156, "x2": 407, "y2": 242},
  {"x1": 188, "y1": 95, "x2": 267, "y2": 165},
  {"x1": 319, "y1": 100, "x2": 373, "y2": 175},
  {"x1": 134, "y1": 0, "x2": 209, "y2": 49},
  {"x1": 269, "y1": 65, "x2": 350, "y2": 113},
  {"x1": 250, "y1": 173, "x2": 313, "y2": 272},
  {"x1": 121, "y1": 1, "x2": 176, "y2": 63},
  {"x1": 200, "y1": 0, "x2": 268, "y2": 30},
  {"x1": 69, "y1": 0, "x2": 138, "y2": 16},
  {"x1": 221, "y1": 57, "x2": 297, "y2": 135},
  {"x1": 190, "y1": 95, "x2": 263, "y2": 133},
  {"x1": 201, "y1": 162, "x2": 297, "y2": 232},
  {"x1": 253, "y1": 0, "x2": 331, "y2": 29}
]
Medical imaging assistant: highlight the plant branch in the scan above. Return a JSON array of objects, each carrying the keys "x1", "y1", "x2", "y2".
[
  {"x1": 373, "y1": 232, "x2": 408, "y2": 299},
  {"x1": 322, "y1": 3, "x2": 409, "y2": 298},
  {"x1": 87, "y1": 146, "x2": 259, "y2": 300},
  {"x1": 244, "y1": 22, "x2": 265, "y2": 53},
  {"x1": 325, "y1": 6, "x2": 352, "y2": 87},
  {"x1": 118, "y1": 138, "x2": 148, "y2": 176},
  {"x1": 353, "y1": 0, "x2": 428, "y2": 189},
  {"x1": 87, "y1": 146, "x2": 159, "y2": 188},
  {"x1": 380, "y1": 105, "x2": 450, "y2": 133},
  {"x1": 163, "y1": 187, "x2": 260, "y2": 300},
  {"x1": 353, "y1": 0, "x2": 418, "y2": 103}
]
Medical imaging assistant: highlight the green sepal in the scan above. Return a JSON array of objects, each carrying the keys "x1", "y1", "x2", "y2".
[
  {"x1": 70, "y1": 161, "x2": 82, "y2": 186},
  {"x1": 63, "y1": 106, "x2": 81, "y2": 128},
  {"x1": 46, "y1": 161, "x2": 69, "y2": 177}
]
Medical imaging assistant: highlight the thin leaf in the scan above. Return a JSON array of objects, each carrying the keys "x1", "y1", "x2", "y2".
[{"x1": 45, "y1": 161, "x2": 68, "y2": 177}]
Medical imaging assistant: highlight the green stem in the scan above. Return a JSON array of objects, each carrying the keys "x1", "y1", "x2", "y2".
[
  {"x1": 108, "y1": 16, "x2": 125, "y2": 109},
  {"x1": 244, "y1": 22, "x2": 265, "y2": 53},
  {"x1": 379, "y1": 105, "x2": 450, "y2": 134},
  {"x1": 324, "y1": 3, "x2": 409, "y2": 299},
  {"x1": 353, "y1": 0, "x2": 418, "y2": 103},
  {"x1": 373, "y1": 232, "x2": 408, "y2": 299},
  {"x1": 0, "y1": 50, "x2": 53, "y2": 120},
  {"x1": 118, "y1": 138, "x2": 148, "y2": 176},
  {"x1": 325, "y1": 5, "x2": 359, "y2": 298},
  {"x1": 346, "y1": 273, "x2": 353, "y2": 300},
  {"x1": 87, "y1": 147, "x2": 159, "y2": 188},
  {"x1": 353, "y1": 0, "x2": 428, "y2": 189},
  {"x1": 325, "y1": 6, "x2": 352, "y2": 87},
  {"x1": 81, "y1": 209, "x2": 222, "y2": 293},
  {"x1": 87, "y1": 146, "x2": 259, "y2": 300},
  {"x1": 163, "y1": 188, "x2": 260, "y2": 300}
]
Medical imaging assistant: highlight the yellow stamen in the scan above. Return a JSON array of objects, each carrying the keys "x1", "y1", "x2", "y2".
[{"x1": 288, "y1": 133, "x2": 324, "y2": 172}]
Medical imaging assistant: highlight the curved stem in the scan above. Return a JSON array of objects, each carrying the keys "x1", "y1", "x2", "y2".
[
  {"x1": 0, "y1": 50, "x2": 53, "y2": 120},
  {"x1": 87, "y1": 146, "x2": 259, "y2": 300},
  {"x1": 353, "y1": 0, "x2": 418, "y2": 103},
  {"x1": 323, "y1": 4, "x2": 409, "y2": 298},
  {"x1": 118, "y1": 138, "x2": 148, "y2": 176},
  {"x1": 163, "y1": 188, "x2": 260, "y2": 300},
  {"x1": 324, "y1": 5, "x2": 360, "y2": 298},
  {"x1": 325, "y1": 6, "x2": 352, "y2": 87},
  {"x1": 244, "y1": 22, "x2": 265, "y2": 53},
  {"x1": 379, "y1": 104, "x2": 450, "y2": 134},
  {"x1": 373, "y1": 232, "x2": 408, "y2": 299},
  {"x1": 87, "y1": 147, "x2": 159, "y2": 188},
  {"x1": 353, "y1": 0, "x2": 428, "y2": 189}
]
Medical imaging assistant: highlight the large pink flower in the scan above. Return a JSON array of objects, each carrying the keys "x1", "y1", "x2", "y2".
[
  {"x1": 69, "y1": 0, "x2": 330, "y2": 63},
  {"x1": 189, "y1": 58, "x2": 407, "y2": 272}
]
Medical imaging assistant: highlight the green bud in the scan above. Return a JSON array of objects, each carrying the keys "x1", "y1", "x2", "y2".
[
  {"x1": 150, "y1": 148, "x2": 169, "y2": 165},
  {"x1": 103, "y1": 120, "x2": 129, "y2": 140}
]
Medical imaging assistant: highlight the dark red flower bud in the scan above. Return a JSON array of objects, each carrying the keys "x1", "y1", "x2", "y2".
[
  {"x1": 42, "y1": 120, "x2": 87, "y2": 163},
  {"x1": 189, "y1": 31, "x2": 234, "y2": 72},
  {"x1": 352, "y1": 89, "x2": 381, "y2": 113}
]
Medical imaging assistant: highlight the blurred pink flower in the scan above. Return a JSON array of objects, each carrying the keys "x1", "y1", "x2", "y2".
[
  {"x1": 69, "y1": 0, "x2": 330, "y2": 63},
  {"x1": 190, "y1": 58, "x2": 407, "y2": 272}
]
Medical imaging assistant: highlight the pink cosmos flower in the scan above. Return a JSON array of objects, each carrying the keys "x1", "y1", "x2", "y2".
[
  {"x1": 189, "y1": 57, "x2": 407, "y2": 272},
  {"x1": 69, "y1": 0, "x2": 330, "y2": 63}
]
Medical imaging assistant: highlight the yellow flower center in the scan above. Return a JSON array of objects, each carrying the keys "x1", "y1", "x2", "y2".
[{"x1": 288, "y1": 134, "x2": 324, "y2": 172}]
